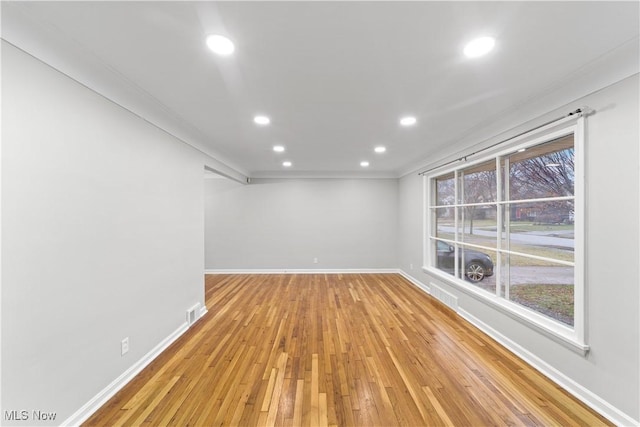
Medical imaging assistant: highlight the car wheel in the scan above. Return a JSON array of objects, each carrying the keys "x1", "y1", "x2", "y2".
[{"x1": 465, "y1": 262, "x2": 485, "y2": 282}]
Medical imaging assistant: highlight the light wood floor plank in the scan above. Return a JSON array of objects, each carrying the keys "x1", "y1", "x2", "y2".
[{"x1": 84, "y1": 273, "x2": 611, "y2": 426}]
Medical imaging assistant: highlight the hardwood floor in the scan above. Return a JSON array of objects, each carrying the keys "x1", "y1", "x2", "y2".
[{"x1": 85, "y1": 273, "x2": 611, "y2": 426}]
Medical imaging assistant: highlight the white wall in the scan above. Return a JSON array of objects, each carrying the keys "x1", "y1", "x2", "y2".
[
  {"x1": 205, "y1": 178, "x2": 398, "y2": 270},
  {"x1": 1, "y1": 42, "x2": 210, "y2": 425},
  {"x1": 398, "y1": 74, "x2": 640, "y2": 424}
]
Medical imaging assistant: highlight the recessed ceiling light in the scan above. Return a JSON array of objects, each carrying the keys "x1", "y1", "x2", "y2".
[
  {"x1": 360, "y1": 161, "x2": 370, "y2": 167},
  {"x1": 517, "y1": 148, "x2": 526, "y2": 153},
  {"x1": 374, "y1": 146, "x2": 386, "y2": 153},
  {"x1": 206, "y1": 34, "x2": 235, "y2": 56},
  {"x1": 400, "y1": 116, "x2": 417, "y2": 126},
  {"x1": 282, "y1": 161, "x2": 292, "y2": 167},
  {"x1": 254, "y1": 115, "x2": 270, "y2": 125},
  {"x1": 273, "y1": 145, "x2": 285, "y2": 153},
  {"x1": 463, "y1": 36, "x2": 495, "y2": 58}
]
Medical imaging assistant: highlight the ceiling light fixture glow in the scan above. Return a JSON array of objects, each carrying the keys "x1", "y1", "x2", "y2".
[
  {"x1": 282, "y1": 161, "x2": 292, "y2": 167},
  {"x1": 360, "y1": 161, "x2": 370, "y2": 167},
  {"x1": 400, "y1": 116, "x2": 417, "y2": 126},
  {"x1": 254, "y1": 115, "x2": 270, "y2": 125},
  {"x1": 273, "y1": 145, "x2": 285, "y2": 152},
  {"x1": 374, "y1": 146, "x2": 386, "y2": 153},
  {"x1": 463, "y1": 36, "x2": 495, "y2": 58},
  {"x1": 206, "y1": 34, "x2": 235, "y2": 56}
]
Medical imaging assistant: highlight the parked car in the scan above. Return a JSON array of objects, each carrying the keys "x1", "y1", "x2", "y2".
[{"x1": 436, "y1": 240, "x2": 494, "y2": 282}]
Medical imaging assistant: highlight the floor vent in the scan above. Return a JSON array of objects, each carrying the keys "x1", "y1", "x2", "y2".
[
  {"x1": 429, "y1": 283, "x2": 459, "y2": 312},
  {"x1": 186, "y1": 303, "x2": 201, "y2": 326}
]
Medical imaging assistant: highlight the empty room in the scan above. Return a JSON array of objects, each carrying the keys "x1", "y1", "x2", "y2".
[{"x1": 1, "y1": 1, "x2": 639, "y2": 426}]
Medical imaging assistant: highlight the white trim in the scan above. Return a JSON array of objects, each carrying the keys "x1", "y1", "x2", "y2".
[
  {"x1": 423, "y1": 173, "x2": 430, "y2": 272},
  {"x1": 573, "y1": 116, "x2": 586, "y2": 347},
  {"x1": 431, "y1": 236, "x2": 575, "y2": 267},
  {"x1": 400, "y1": 269, "x2": 637, "y2": 426},
  {"x1": 489, "y1": 248, "x2": 574, "y2": 267},
  {"x1": 0, "y1": 34, "x2": 3, "y2": 419},
  {"x1": 248, "y1": 171, "x2": 398, "y2": 179},
  {"x1": 0, "y1": 32, "x2": 3, "y2": 419},
  {"x1": 397, "y1": 270, "x2": 431, "y2": 294},
  {"x1": 425, "y1": 120, "x2": 585, "y2": 347},
  {"x1": 61, "y1": 311, "x2": 206, "y2": 427},
  {"x1": 454, "y1": 170, "x2": 460, "y2": 277},
  {"x1": 204, "y1": 165, "x2": 247, "y2": 185},
  {"x1": 199, "y1": 306, "x2": 208, "y2": 319},
  {"x1": 496, "y1": 156, "x2": 504, "y2": 298},
  {"x1": 204, "y1": 268, "x2": 399, "y2": 275},
  {"x1": 431, "y1": 195, "x2": 575, "y2": 209},
  {"x1": 457, "y1": 308, "x2": 639, "y2": 427},
  {"x1": 423, "y1": 265, "x2": 587, "y2": 354}
]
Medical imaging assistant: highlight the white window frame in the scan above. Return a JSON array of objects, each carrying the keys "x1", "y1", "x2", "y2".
[{"x1": 423, "y1": 115, "x2": 587, "y2": 354}]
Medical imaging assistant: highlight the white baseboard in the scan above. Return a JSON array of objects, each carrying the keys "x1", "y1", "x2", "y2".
[
  {"x1": 397, "y1": 270, "x2": 431, "y2": 294},
  {"x1": 61, "y1": 309, "x2": 206, "y2": 426},
  {"x1": 199, "y1": 305, "x2": 208, "y2": 318},
  {"x1": 204, "y1": 268, "x2": 400, "y2": 274},
  {"x1": 399, "y1": 269, "x2": 638, "y2": 427},
  {"x1": 457, "y1": 308, "x2": 638, "y2": 427}
]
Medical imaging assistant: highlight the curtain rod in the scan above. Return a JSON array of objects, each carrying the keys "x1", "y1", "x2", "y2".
[{"x1": 417, "y1": 107, "x2": 587, "y2": 176}]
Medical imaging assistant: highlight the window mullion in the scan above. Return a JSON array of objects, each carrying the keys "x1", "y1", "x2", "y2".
[
  {"x1": 504, "y1": 156, "x2": 511, "y2": 300},
  {"x1": 573, "y1": 116, "x2": 585, "y2": 344},
  {"x1": 496, "y1": 157, "x2": 503, "y2": 297},
  {"x1": 427, "y1": 122, "x2": 581, "y2": 340},
  {"x1": 454, "y1": 170, "x2": 459, "y2": 278},
  {"x1": 459, "y1": 171, "x2": 465, "y2": 280}
]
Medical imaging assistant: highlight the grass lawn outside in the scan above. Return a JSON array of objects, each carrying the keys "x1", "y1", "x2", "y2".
[
  {"x1": 472, "y1": 282, "x2": 574, "y2": 326},
  {"x1": 510, "y1": 284, "x2": 574, "y2": 326}
]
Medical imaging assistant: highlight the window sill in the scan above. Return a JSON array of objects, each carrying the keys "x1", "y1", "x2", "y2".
[{"x1": 422, "y1": 266, "x2": 589, "y2": 356}]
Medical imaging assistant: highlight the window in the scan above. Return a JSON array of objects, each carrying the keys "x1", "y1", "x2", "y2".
[{"x1": 425, "y1": 118, "x2": 585, "y2": 351}]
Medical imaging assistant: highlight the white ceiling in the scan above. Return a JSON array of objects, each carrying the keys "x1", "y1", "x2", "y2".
[{"x1": 2, "y1": 1, "x2": 639, "y2": 179}]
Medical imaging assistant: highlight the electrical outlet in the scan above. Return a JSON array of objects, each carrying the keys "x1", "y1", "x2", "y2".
[
  {"x1": 313, "y1": 257, "x2": 318, "y2": 264},
  {"x1": 121, "y1": 337, "x2": 129, "y2": 356},
  {"x1": 410, "y1": 263, "x2": 414, "y2": 270}
]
